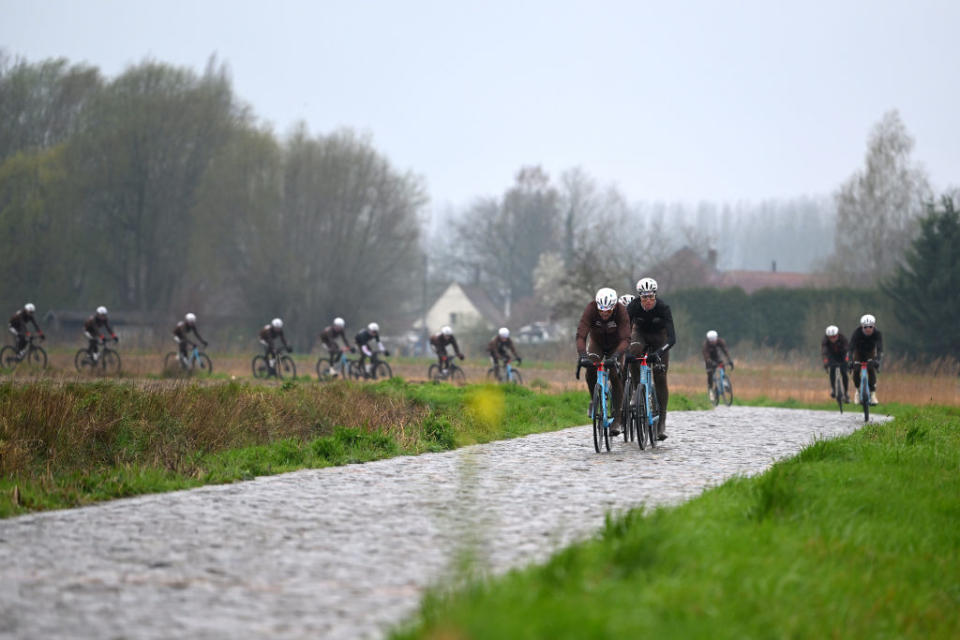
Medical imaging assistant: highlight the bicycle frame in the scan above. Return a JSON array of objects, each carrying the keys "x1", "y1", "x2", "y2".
[
  {"x1": 504, "y1": 359, "x2": 515, "y2": 383},
  {"x1": 592, "y1": 359, "x2": 615, "y2": 429},
  {"x1": 636, "y1": 354, "x2": 660, "y2": 431},
  {"x1": 715, "y1": 363, "x2": 727, "y2": 397},
  {"x1": 855, "y1": 360, "x2": 871, "y2": 421}
]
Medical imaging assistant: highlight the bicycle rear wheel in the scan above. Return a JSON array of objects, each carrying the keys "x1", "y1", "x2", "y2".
[
  {"x1": 278, "y1": 355, "x2": 297, "y2": 379},
  {"x1": 0, "y1": 346, "x2": 18, "y2": 369},
  {"x1": 163, "y1": 352, "x2": 181, "y2": 372},
  {"x1": 427, "y1": 363, "x2": 441, "y2": 382},
  {"x1": 251, "y1": 355, "x2": 270, "y2": 379},
  {"x1": 486, "y1": 367, "x2": 498, "y2": 382},
  {"x1": 374, "y1": 361, "x2": 392, "y2": 380}
]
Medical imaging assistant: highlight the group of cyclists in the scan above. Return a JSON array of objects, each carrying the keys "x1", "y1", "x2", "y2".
[
  {"x1": 821, "y1": 315, "x2": 884, "y2": 405},
  {"x1": 5, "y1": 299, "x2": 885, "y2": 405},
  {"x1": 571, "y1": 277, "x2": 886, "y2": 441}
]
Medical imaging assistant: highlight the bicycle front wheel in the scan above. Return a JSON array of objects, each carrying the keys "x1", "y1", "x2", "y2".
[
  {"x1": 722, "y1": 378, "x2": 733, "y2": 406},
  {"x1": 508, "y1": 369, "x2": 522, "y2": 385},
  {"x1": 278, "y1": 355, "x2": 297, "y2": 379},
  {"x1": 373, "y1": 361, "x2": 392, "y2": 380},
  {"x1": 450, "y1": 365, "x2": 467, "y2": 386},
  {"x1": 833, "y1": 372, "x2": 844, "y2": 413},
  {"x1": 101, "y1": 349, "x2": 121, "y2": 374},
  {"x1": 251, "y1": 355, "x2": 270, "y2": 379},
  {"x1": 195, "y1": 352, "x2": 213, "y2": 375},
  {"x1": 0, "y1": 346, "x2": 18, "y2": 369},
  {"x1": 27, "y1": 346, "x2": 47, "y2": 369},
  {"x1": 592, "y1": 385, "x2": 604, "y2": 453},
  {"x1": 621, "y1": 378, "x2": 633, "y2": 443}
]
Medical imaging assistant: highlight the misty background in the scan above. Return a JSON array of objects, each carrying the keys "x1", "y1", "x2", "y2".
[{"x1": 0, "y1": 1, "x2": 957, "y2": 363}]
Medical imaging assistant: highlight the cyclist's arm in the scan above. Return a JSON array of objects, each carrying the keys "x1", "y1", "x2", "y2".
[
  {"x1": 451, "y1": 336, "x2": 463, "y2": 358},
  {"x1": 190, "y1": 326, "x2": 207, "y2": 345},
  {"x1": 660, "y1": 305, "x2": 677, "y2": 352},
  {"x1": 28, "y1": 316, "x2": 42, "y2": 333},
  {"x1": 575, "y1": 302, "x2": 593, "y2": 354}
]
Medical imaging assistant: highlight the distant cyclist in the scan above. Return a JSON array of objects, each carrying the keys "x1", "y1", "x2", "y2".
[
  {"x1": 173, "y1": 313, "x2": 208, "y2": 365},
  {"x1": 430, "y1": 326, "x2": 464, "y2": 370},
  {"x1": 626, "y1": 277, "x2": 676, "y2": 441},
  {"x1": 487, "y1": 327, "x2": 521, "y2": 378},
  {"x1": 821, "y1": 325, "x2": 849, "y2": 403},
  {"x1": 355, "y1": 322, "x2": 388, "y2": 377},
  {"x1": 576, "y1": 287, "x2": 630, "y2": 436},
  {"x1": 84, "y1": 306, "x2": 117, "y2": 360},
  {"x1": 847, "y1": 314, "x2": 883, "y2": 405},
  {"x1": 258, "y1": 318, "x2": 291, "y2": 363},
  {"x1": 8, "y1": 303, "x2": 43, "y2": 358},
  {"x1": 702, "y1": 330, "x2": 733, "y2": 401},
  {"x1": 319, "y1": 317, "x2": 352, "y2": 365}
]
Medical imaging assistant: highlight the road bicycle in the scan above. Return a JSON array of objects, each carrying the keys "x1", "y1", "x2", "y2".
[
  {"x1": 486, "y1": 357, "x2": 523, "y2": 385},
  {"x1": 578, "y1": 354, "x2": 617, "y2": 453},
  {"x1": 630, "y1": 353, "x2": 662, "y2": 449},
  {"x1": 711, "y1": 361, "x2": 734, "y2": 406},
  {"x1": 0, "y1": 334, "x2": 47, "y2": 370},
  {"x1": 75, "y1": 337, "x2": 121, "y2": 374},
  {"x1": 163, "y1": 343, "x2": 213, "y2": 375},
  {"x1": 428, "y1": 354, "x2": 466, "y2": 385},
  {"x1": 827, "y1": 363, "x2": 847, "y2": 414},
  {"x1": 252, "y1": 348, "x2": 297, "y2": 379},
  {"x1": 316, "y1": 349, "x2": 359, "y2": 382},
  {"x1": 852, "y1": 360, "x2": 876, "y2": 422},
  {"x1": 352, "y1": 351, "x2": 392, "y2": 380}
]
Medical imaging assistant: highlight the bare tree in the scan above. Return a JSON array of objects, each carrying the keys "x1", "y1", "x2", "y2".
[{"x1": 828, "y1": 110, "x2": 931, "y2": 286}]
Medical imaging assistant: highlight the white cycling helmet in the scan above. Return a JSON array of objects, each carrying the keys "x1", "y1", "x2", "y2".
[
  {"x1": 441, "y1": 325, "x2": 453, "y2": 336},
  {"x1": 706, "y1": 330, "x2": 718, "y2": 342},
  {"x1": 271, "y1": 317, "x2": 283, "y2": 329},
  {"x1": 24, "y1": 303, "x2": 35, "y2": 313},
  {"x1": 498, "y1": 327, "x2": 510, "y2": 339},
  {"x1": 333, "y1": 317, "x2": 345, "y2": 329},
  {"x1": 595, "y1": 287, "x2": 618, "y2": 311},
  {"x1": 96, "y1": 306, "x2": 108, "y2": 316},
  {"x1": 185, "y1": 312, "x2": 196, "y2": 324},
  {"x1": 619, "y1": 294, "x2": 635, "y2": 307},
  {"x1": 636, "y1": 277, "x2": 658, "y2": 295},
  {"x1": 860, "y1": 314, "x2": 876, "y2": 328},
  {"x1": 825, "y1": 325, "x2": 839, "y2": 337},
  {"x1": 368, "y1": 322, "x2": 379, "y2": 333}
]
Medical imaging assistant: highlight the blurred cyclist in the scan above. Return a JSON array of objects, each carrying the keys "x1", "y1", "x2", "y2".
[
  {"x1": 8, "y1": 303, "x2": 43, "y2": 357},
  {"x1": 487, "y1": 327, "x2": 521, "y2": 379},
  {"x1": 173, "y1": 313, "x2": 208, "y2": 365},
  {"x1": 821, "y1": 325, "x2": 849, "y2": 403},
  {"x1": 626, "y1": 277, "x2": 676, "y2": 441},
  {"x1": 847, "y1": 314, "x2": 883, "y2": 405},
  {"x1": 576, "y1": 287, "x2": 630, "y2": 436},
  {"x1": 430, "y1": 325, "x2": 465, "y2": 370},
  {"x1": 83, "y1": 306, "x2": 117, "y2": 360},
  {"x1": 702, "y1": 330, "x2": 733, "y2": 401}
]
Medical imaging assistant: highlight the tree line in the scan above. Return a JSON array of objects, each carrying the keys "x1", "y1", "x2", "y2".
[{"x1": 0, "y1": 54, "x2": 425, "y2": 346}]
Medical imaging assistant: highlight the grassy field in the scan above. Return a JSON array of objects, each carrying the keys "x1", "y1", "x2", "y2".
[
  {"x1": 0, "y1": 377, "x2": 710, "y2": 518},
  {"x1": 391, "y1": 403, "x2": 960, "y2": 639}
]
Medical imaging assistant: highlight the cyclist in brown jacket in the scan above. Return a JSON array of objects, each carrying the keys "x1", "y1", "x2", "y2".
[
  {"x1": 703, "y1": 330, "x2": 733, "y2": 398},
  {"x1": 821, "y1": 325, "x2": 849, "y2": 402},
  {"x1": 430, "y1": 326, "x2": 464, "y2": 370},
  {"x1": 487, "y1": 327, "x2": 521, "y2": 379},
  {"x1": 576, "y1": 287, "x2": 630, "y2": 435}
]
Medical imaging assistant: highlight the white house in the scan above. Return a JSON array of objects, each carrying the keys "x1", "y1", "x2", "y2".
[{"x1": 413, "y1": 282, "x2": 505, "y2": 334}]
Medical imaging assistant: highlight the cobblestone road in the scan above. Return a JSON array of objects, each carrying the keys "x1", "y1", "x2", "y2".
[{"x1": 0, "y1": 407, "x2": 885, "y2": 639}]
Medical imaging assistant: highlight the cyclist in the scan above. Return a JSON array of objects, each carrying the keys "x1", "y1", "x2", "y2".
[
  {"x1": 173, "y1": 313, "x2": 208, "y2": 366},
  {"x1": 626, "y1": 277, "x2": 676, "y2": 441},
  {"x1": 576, "y1": 287, "x2": 630, "y2": 436},
  {"x1": 430, "y1": 326, "x2": 464, "y2": 371},
  {"x1": 8, "y1": 303, "x2": 44, "y2": 358},
  {"x1": 847, "y1": 314, "x2": 883, "y2": 405},
  {"x1": 619, "y1": 294, "x2": 635, "y2": 308},
  {"x1": 319, "y1": 317, "x2": 353, "y2": 372},
  {"x1": 84, "y1": 306, "x2": 118, "y2": 360},
  {"x1": 258, "y1": 318, "x2": 291, "y2": 368},
  {"x1": 821, "y1": 325, "x2": 849, "y2": 403},
  {"x1": 355, "y1": 322, "x2": 388, "y2": 377},
  {"x1": 702, "y1": 330, "x2": 734, "y2": 401},
  {"x1": 487, "y1": 327, "x2": 522, "y2": 379}
]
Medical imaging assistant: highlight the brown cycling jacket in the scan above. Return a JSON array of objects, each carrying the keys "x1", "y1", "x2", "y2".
[{"x1": 576, "y1": 301, "x2": 630, "y2": 355}]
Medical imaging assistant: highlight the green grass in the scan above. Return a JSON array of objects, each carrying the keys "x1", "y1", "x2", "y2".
[
  {"x1": 0, "y1": 377, "x2": 709, "y2": 517},
  {"x1": 392, "y1": 404, "x2": 960, "y2": 639}
]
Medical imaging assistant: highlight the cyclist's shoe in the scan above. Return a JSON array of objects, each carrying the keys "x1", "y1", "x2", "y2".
[
  {"x1": 609, "y1": 424, "x2": 621, "y2": 437},
  {"x1": 829, "y1": 390, "x2": 836, "y2": 399},
  {"x1": 657, "y1": 433, "x2": 668, "y2": 441},
  {"x1": 328, "y1": 367, "x2": 337, "y2": 377},
  {"x1": 870, "y1": 391, "x2": 878, "y2": 405},
  {"x1": 854, "y1": 390, "x2": 860, "y2": 404},
  {"x1": 708, "y1": 389, "x2": 716, "y2": 403}
]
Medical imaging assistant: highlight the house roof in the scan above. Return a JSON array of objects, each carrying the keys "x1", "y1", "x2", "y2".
[
  {"x1": 457, "y1": 283, "x2": 506, "y2": 327},
  {"x1": 712, "y1": 270, "x2": 825, "y2": 294}
]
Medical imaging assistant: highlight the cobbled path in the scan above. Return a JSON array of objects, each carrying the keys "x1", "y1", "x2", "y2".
[{"x1": 0, "y1": 406, "x2": 886, "y2": 639}]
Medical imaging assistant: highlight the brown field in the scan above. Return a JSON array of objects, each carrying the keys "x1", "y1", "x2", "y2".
[{"x1": 6, "y1": 349, "x2": 960, "y2": 407}]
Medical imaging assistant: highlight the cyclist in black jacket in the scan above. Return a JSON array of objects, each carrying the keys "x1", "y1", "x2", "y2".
[
  {"x1": 821, "y1": 325, "x2": 849, "y2": 402},
  {"x1": 847, "y1": 314, "x2": 883, "y2": 405},
  {"x1": 173, "y1": 313, "x2": 208, "y2": 363},
  {"x1": 8, "y1": 303, "x2": 43, "y2": 356},
  {"x1": 626, "y1": 277, "x2": 677, "y2": 441},
  {"x1": 83, "y1": 306, "x2": 117, "y2": 359},
  {"x1": 355, "y1": 322, "x2": 388, "y2": 377}
]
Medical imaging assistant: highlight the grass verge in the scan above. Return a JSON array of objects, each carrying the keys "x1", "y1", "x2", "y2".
[
  {"x1": 391, "y1": 404, "x2": 960, "y2": 639},
  {"x1": 0, "y1": 378, "x2": 709, "y2": 517}
]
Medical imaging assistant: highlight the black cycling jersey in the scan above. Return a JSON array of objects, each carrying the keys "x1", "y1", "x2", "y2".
[{"x1": 626, "y1": 297, "x2": 677, "y2": 350}]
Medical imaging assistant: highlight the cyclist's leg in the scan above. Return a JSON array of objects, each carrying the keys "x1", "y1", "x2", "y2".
[
  {"x1": 706, "y1": 365, "x2": 716, "y2": 393},
  {"x1": 12, "y1": 328, "x2": 27, "y2": 355},
  {"x1": 840, "y1": 363, "x2": 850, "y2": 399},
  {"x1": 828, "y1": 365, "x2": 837, "y2": 396},
  {"x1": 607, "y1": 351, "x2": 624, "y2": 431},
  {"x1": 85, "y1": 331, "x2": 99, "y2": 357}
]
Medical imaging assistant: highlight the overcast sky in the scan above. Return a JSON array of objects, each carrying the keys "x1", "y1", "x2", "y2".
[{"x1": 2, "y1": 0, "x2": 958, "y2": 212}]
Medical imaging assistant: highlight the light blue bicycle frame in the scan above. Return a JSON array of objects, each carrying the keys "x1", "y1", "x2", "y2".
[
  {"x1": 591, "y1": 361, "x2": 615, "y2": 429},
  {"x1": 637, "y1": 355, "x2": 660, "y2": 430}
]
